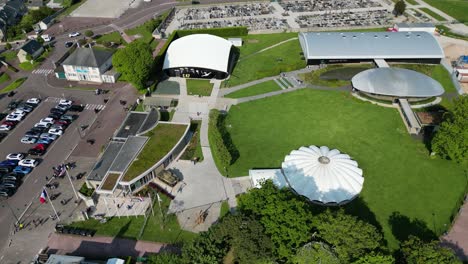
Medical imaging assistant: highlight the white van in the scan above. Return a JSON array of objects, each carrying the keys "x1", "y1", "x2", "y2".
[{"x1": 41, "y1": 34, "x2": 52, "y2": 42}]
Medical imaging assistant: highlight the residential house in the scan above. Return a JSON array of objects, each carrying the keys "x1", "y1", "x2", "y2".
[
  {"x1": 0, "y1": 0, "x2": 27, "y2": 40},
  {"x1": 26, "y1": 0, "x2": 43, "y2": 10},
  {"x1": 60, "y1": 48, "x2": 119, "y2": 83},
  {"x1": 33, "y1": 13, "x2": 54, "y2": 31},
  {"x1": 17, "y1": 39, "x2": 44, "y2": 63}
]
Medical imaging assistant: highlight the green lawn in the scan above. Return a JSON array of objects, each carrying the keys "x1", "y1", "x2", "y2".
[
  {"x1": 0, "y1": 73, "x2": 11, "y2": 84},
  {"x1": 180, "y1": 121, "x2": 204, "y2": 162},
  {"x1": 391, "y1": 64, "x2": 457, "y2": 93},
  {"x1": 220, "y1": 89, "x2": 466, "y2": 249},
  {"x1": 234, "y1": 32, "x2": 298, "y2": 59},
  {"x1": 225, "y1": 38, "x2": 305, "y2": 87},
  {"x1": 95, "y1": 32, "x2": 125, "y2": 45},
  {"x1": 220, "y1": 201, "x2": 230, "y2": 218},
  {"x1": 300, "y1": 64, "x2": 373, "y2": 88},
  {"x1": 423, "y1": 0, "x2": 468, "y2": 23},
  {"x1": 125, "y1": 20, "x2": 156, "y2": 45},
  {"x1": 437, "y1": 25, "x2": 468, "y2": 41},
  {"x1": 419, "y1": 7, "x2": 447, "y2": 21},
  {"x1": 68, "y1": 194, "x2": 196, "y2": 243},
  {"x1": 19, "y1": 49, "x2": 52, "y2": 71},
  {"x1": 123, "y1": 123, "x2": 188, "y2": 181},
  {"x1": 59, "y1": 0, "x2": 87, "y2": 18},
  {"x1": 186, "y1": 79, "x2": 213, "y2": 96},
  {"x1": 225, "y1": 80, "x2": 282, "y2": 99},
  {"x1": 1, "y1": 77, "x2": 27, "y2": 93},
  {"x1": 0, "y1": 50, "x2": 18, "y2": 63}
]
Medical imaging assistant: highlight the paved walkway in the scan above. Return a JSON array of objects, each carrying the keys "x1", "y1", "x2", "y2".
[
  {"x1": 441, "y1": 197, "x2": 468, "y2": 262},
  {"x1": 46, "y1": 233, "x2": 175, "y2": 259}
]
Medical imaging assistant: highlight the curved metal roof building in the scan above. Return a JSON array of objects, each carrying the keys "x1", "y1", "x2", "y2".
[
  {"x1": 352, "y1": 68, "x2": 445, "y2": 98},
  {"x1": 281, "y1": 146, "x2": 364, "y2": 205},
  {"x1": 163, "y1": 34, "x2": 233, "y2": 79}
]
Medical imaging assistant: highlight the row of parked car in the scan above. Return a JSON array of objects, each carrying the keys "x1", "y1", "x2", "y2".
[
  {"x1": 0, "y1": 98, "x2": 41, "y2": 132},
  {"x1": 0, "y1": 98, "x2": 82, "y2": 197}
]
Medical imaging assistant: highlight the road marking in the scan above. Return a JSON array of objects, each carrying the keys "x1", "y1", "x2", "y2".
[
  {"x1": 32, "y1": 69, "x2": 53, "y2": 76},
  {"x1": 85, "y1": 104, "x2": 105, "y2": 111}
]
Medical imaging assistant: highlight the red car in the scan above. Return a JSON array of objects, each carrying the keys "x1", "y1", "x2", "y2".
[
  {"x1": 28, "y1": 143, "x2": 48, "y2": 156},
  {"x1": 54, "y1": 120, "x2": 70, "y2": 126},
  {"x1": 2, "y1": 121, "x2": 17, "y2": 127}
]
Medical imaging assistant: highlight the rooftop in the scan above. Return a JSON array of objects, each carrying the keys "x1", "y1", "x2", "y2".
[
  {"x1": 114, "y1": 109, "x2": 159, "y2": 139},
  {"x1": 62, "y1": 48, "x2": 113, "y2": 68},
  {"x1": 87, "y1": 141, "x2": 124, "y2": 181},
  {"x1": 299, "y1": 31, "x2": 444, "y2": 60},
  {"x1": 20, "y1": 39, "x2": 42, "y2": 55}
]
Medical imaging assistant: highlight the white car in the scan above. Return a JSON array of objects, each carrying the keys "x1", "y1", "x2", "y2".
[
  {"x1": 39, "y1": 133, "x2": 58, "y2": 141},
  {"x1": 50, "y1": 124, "x2": 66, "y2": 130},
  {"x1": 11, "y1": 110, "x2": 26, "y2": 116},
  {"x1": 21, "y1": 136, "x2": 37, "y2": 144},
  {"x1": 6, "y1": 114, "x2": 23, "y2": 122},
  {"x1": 0, "y1": 124, "x2": 12, "y2": 131},
  {"x1": 59, "y1": 99, "x2": 73, "y2": 106},
  {"x1": 34, "y1": 122, "x2": 51, "y2": 129},
  {"x1": 68, "y1": 32, "x2": 80, "y2": 38},
  {"x1": 39, "y1": 118, "x2": 55, "y2": 124},
  {"x1": 26, "y1": 98, "x2": 41, "y2": 106},
  {"x1": 19, "y1": 159, "x2": 38, "y2": 168},
  {"x1": 6, "y1": 153, "x2": 25, "y2": 161},
  {"x1": 48, "y1": 128, "x2": 63, "y2": 136}
]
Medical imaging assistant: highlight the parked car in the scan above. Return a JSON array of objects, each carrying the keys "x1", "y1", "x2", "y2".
[
  {"x1": 55, "y1": 104, "x2": 70, "y2": 111},
  {"x1": 41, "y1": 34, "x2": 52, "y2": 42},
  {"x1": 36, "y1": 138, "x2": 54, "y2": 145},
  {"x1": 3, "y1": 174, "x2": 20, "y2": 181},
  {"x1": 26, "y1": 98, "x2": 41, "y2": 106},
  {"x1": 28, "y1": 144, "x2": 47, "y2": 156},
  {"x1": 0, "y1": 125, "x2": 12, "y2": 131},
  {"x1": 6, "y1": 153, "x2": 25, "y2": 161},
  {"x1": 54, "y1": 120, "x2": 70, "y2": 126},
  {"x1": 13, "y1": 166, "x2": 32, "y2": 175},
  {"x1": 11, "y1": 110, "x2": 27, "y2": 116},
  {"x1": 0, "y1": 166, "x2": 14, "y2": 173},
  {"x1": 0, "y1": 159, "x2": 19, "y2": 166},
  {"x1": 39, "y1": 133, "x2": 58, "y2": 141},
  {"x1": 17, "y1": 105, "x2": 33, "y2": 113},
  {"x1": 69, "y1": 104, "x2": 84, "y2": 112},
  {"x1": 50, "y1": 108, "x2": 66, "y2": 115},
  {"x1": 25, "y1": 130, "x2": 42, "y2": 138},
  {"x1": 65, "y1": 41, "x2": 74, "y2": 48},
  {"x1": 68, "y1": 32, "x2": 80, "y2": 37},
  {"x1": 48, "y1": 128, "x2": 63, "y2": 136},
  {"x1": 0, "y1": 183, "x2": 17, "y2": 189},
  {"x1": 59, "y1": 99, "x2": 73, "y2": 106},
  {"x1": 39, "y1": 117, "x2": 55, "y2": 124},
  {"x1": 20, "y1": 136, "x2": 37, "y2": 144},
  {"x1": 6, "y1": 114, "x2": 23, "y2": 122},
  {"x1": 2, "y1": 121, "x2": 18, "y2": 127},
  {"x1": 0, "y1": 132, "x2": 7, "y2": 143},
  {"x1": 48, "y1": 113, "x2": 63, "y2": 120},
  {"x1": 0, "y1": 188, "x2": 15, "y2": 197},
  {"x1": 7, "y1": 100, "x2": 22, "y2": 110},
  {"x1": 34, "y1": 122, "x2": 51, "y2": 129},
  {"x1": 30, "y1": 127, "x2": 46, "y2": 134},
  {"x1": 18, "y1": 159, "x2": 38, "y2": 168},
  {"x1": 60, "y1": 114, "x2": 78, "y2": 122},
  {"x1": 50, "y1": 124, "x2": 66, "y2": 130}
]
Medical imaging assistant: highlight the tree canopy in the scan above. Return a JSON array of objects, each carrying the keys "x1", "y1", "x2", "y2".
[
  {"x1": 401, "y1": 236, "x2": 461, "y2": 264},
  {"x1": 353, "y1": 254, "x2": 395, "y2": 264},
  {"x1": 394, "y1": 0, "x2": 406, "y2": 16},
  {"x1": 292, "y1": 242, "x2": 340, "y2": 264},
  {"x1": 112, "y1": 41, "x2": 154, "y2": 90},
  {"x1": 313, "y1": 209, "x2": 384, "y2": 262},
  {"x1": 432, "y1": 95, "x2": 468, "y2": 164}
]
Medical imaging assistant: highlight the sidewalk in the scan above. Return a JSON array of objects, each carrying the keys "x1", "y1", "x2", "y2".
[{"x1": 441, "y1": 198, "x2": 468, "y2": 262}]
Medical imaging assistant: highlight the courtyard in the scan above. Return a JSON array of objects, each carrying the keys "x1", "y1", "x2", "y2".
[{"x1": 221, "y1": 89, "x2": 466, "y2": 248}]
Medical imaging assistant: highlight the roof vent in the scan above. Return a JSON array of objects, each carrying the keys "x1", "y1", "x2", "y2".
[
  {"x1": 342, "y1": 35, "x2": 346, "y2": 38},
  {"x1": 406, "y1": 35, "x2": 410, "y2": 38},
  {"x1": 352, "y1": 35, "x2": 357, "y2": 39},
  {"x1": 374, "y1": 35, "x2": 378, "y2": 38},
  {"x1": 416, "y1": 34, "x2": 421, "y2": 37},
  {"x1": 385, "y1": 35, "x2": 389, "y2": 38}
]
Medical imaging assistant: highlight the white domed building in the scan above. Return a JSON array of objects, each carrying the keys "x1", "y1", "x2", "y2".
[{"x1": 250, "y1": 146, "x2": 364, "y2": 205}]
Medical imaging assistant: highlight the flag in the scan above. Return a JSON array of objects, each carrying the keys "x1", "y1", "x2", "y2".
[{"x1": 39, "y1": 189, "x2": 47, "y2": 204}]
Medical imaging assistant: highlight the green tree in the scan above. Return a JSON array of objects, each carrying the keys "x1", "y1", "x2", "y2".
[
  {"x1": 85, "y1": 30, "x2": 94, "y2": 37},
  {"x1": 432, "y1": 95, "x2": 468, "y2": 164},
  {"x1": 26, "y1": 54, "x2": 33, "y2": 62},
  {"x1": 147, "y1": 252, "x2": 184, "y2": 264},
  {"x1": 401, "y1": 236, "x2": 461, "y2": 264},
  {"x1": 112, "y1": 41, "x2": 154, "y2": 90},
  {"x1": 238, "y1": 180, "x2": 314, "y2": 259},
  {"x1": 182, "y1": 229, "x2": 228, "y2": 264},
  {"x1": 292, "y1": 242, "x2": 340, "y2": 264},
  {"x1": 5, "y1": 43, "x2": 12, "y2": 50},
  {"x1": 394, "y1": 0, "x2": 406, "y2": 16},
  {"x1": 353, "y1": 254, "x2": 395, "y2": 264},
  {"x1": 313, "y1": 209, "x2": 384, "y2": 263}
]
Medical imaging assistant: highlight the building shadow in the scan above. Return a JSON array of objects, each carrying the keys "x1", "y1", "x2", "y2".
[{"x1": 388, "y1": 211, "x2": 436, "y2": 242}]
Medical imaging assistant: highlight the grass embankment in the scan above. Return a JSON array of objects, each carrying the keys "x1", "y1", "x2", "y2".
[
  {"x1": 68, "y1": 194, "x2": 196, "y2": 243},
  {"x1": 300, "y1": 64, "x2": 373, "y2": 88},
  {"x1": 1, "y1": 77, "x2": 27, "y2": 93},
  {"x1": 0, "y1": 73, "x2": 11, "y2": 84},
  {"x1": 392, "y1": 64, "x2": 457, "y2": 92},
  {"x1": 224, "y1": 33, "x2": 305, "y2": 87},
  {"x1": 419, "y1": 7, "x2": 447, "y2": 21},
  {"x1": 219, "y1": 89, "x2": 466, "y2": 249},
  {"x1": 180, "y1": 122, "x2": 204, "y2": 162},
  {"x1": 225, "y1": 80, "x2": 282, "y2": 99},
  {"x1": 0, "y1": 50, "x2": 18, "y2": 63},
  {"x1": 437, "y1": 25, "x2": 468, "y2": 41},
  {"x1": 422, "y1": 0, "x2": 468, "y2": 23},
  {"x1": 186, "y1": 79, "x2": 213, "y2": 96},
  {"x1": 123, "y1": 123, "x2": 187, "y2": 181}
]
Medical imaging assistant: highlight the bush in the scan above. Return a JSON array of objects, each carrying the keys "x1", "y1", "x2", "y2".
[
  {"x1": 79, "y1": 183, "x2": 94, "y2": 197},
  {"x1": 84, "y1": 30, "x2": 94, "y2": 37},
  {"x1": 177, "y1": 26, "x2": 248, "y2": 37},
  {"x1": 5, "y1": 43, "x2": 11, "y2": 50}
]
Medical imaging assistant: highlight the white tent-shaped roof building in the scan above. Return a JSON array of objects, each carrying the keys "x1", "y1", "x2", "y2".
[{"x1": 281, "y1": 146, "x2": 364, "y2": 205}]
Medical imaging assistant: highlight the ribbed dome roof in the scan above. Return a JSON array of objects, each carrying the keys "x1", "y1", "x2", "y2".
[{"x1": 281, "y1": 146, "x2": 364, "y2": 205}]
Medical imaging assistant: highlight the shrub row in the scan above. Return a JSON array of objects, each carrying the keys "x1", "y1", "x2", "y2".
[{"x1": 208, "y1": 110, "x2": 232, "y2": 173}]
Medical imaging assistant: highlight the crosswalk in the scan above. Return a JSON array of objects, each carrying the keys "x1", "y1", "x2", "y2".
[
  {"x1": 44, "y1": 97, "x2": 106, "y2": 110},
  {"x1": 32, "y1": 68, "x2": 54, "y2": 75}
]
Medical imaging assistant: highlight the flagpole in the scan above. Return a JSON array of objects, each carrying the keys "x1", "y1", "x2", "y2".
[
  {"x1": 43, "y1": 189, "x2": 60, "y2": 221},
  {"x1": 156, "y1": 191, "x2": 163, "y2": 228},
  {"x1": 65, "y1": 167, "x2": 79, "y2": 200}
]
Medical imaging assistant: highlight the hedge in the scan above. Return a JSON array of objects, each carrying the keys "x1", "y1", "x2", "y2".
[{"x1": 177, "y1": 26, "x2": 248, "y2": 38}]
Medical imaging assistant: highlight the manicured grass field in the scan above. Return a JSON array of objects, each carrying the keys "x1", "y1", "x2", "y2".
[
  {"x1": 0, "y1": 50, "x2": 18, "y2": 63},
  {"x1": 225, "y1": 38, "x2": 305, "y2": 87},
  {"x1": 392, "y1": 64, "x2": 457, "y2": 93},
  {"x1": 68, "y1": 194, "x2": 196, "y2": 243},
  {"x1": 123, "y1": 123, "x2": 188, "y2": 181},
  {"x1": 419, "y1": 7, "x2": 447, "y2": 21},
  {"x1": 221, "y1": 89, "x2": 466, "y2": 248},
  {"x1": 96, "y1": 32, "x2": 125, "y2": 45},
  {"x1": 1, "y1": 77, "x2": 27, "y2": 93},
  {"x1": 300, "y1": 64, "x2": 373, "y2": 88},
  {"x1": 235, "y1": 32, "x2": 298, "y2": 59},
  {"x1": 186, "y1": 79, "x2": 213, "y2": 96},
  {"x1": 423, "y1": 0, "x2": 468, "y2": 23},
  {"x1": 0, "y1": 73, "x2": 11, "y2": 84},
  {"x1": 225, "y1": 80, "x2": 282, "y2": 98}
]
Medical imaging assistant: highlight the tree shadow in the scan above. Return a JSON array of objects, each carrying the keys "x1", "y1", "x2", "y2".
[
  {"x1": 117, "y1": 219, "x2": 133, "y2": 238},
  {"x1": 439, "y1": 239, "x2": 468, "y2": 262},
  {"x1": 388, "y1": 211, "x2": 436, "y2": 242},
  {"x1": 344, "y1": 196, "x2": 382, "y2": 233}
]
